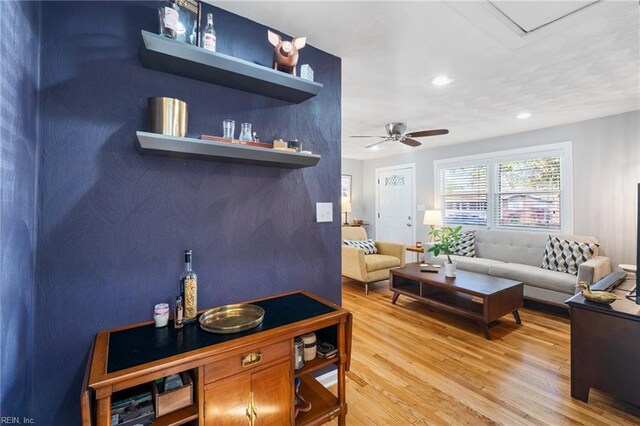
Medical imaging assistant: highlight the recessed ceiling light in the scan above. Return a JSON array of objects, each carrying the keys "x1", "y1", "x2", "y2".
[
  {"x1": 516, "y1": 112, "x2": 532, "y2": 119},
  {"x1": 432, "y1": 75, "x2": 454, "y2": 86},
  {"x1": 369, "y1": 146, "x2": 382, "y2": 151}
]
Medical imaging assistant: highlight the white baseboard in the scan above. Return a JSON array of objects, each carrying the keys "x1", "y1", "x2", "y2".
[{"x1": 315, "y1": 370, "x2": 338, "y2": 388}]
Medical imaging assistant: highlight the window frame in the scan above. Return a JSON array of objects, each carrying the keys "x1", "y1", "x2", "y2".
[{"x1": 433, "y1": 142, "x2": 573, "y2": 233}]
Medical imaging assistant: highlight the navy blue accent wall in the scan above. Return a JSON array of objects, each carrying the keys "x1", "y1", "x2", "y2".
[
  {"x1": 0, "y1": 1, "x2": 40, "y2": 419},
  {"x1": 32, "y1": 1, "x2": 341, "y2": 423}
]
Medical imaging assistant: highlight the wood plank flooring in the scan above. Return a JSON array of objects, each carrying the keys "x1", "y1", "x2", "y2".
[{"x1": 331, "y1": 278, "x2": 640, "y2": 425}]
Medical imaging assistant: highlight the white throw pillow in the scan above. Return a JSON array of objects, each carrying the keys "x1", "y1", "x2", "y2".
[{"x1": 343, "y1": 238, "x2": 379, "y2": 255}]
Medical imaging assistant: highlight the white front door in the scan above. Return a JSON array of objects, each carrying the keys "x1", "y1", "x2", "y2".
[{"x1": 376, "y1": 165, "x2": 415, "y2": 246}]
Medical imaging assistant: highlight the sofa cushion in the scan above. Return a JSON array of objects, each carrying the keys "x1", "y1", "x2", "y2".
[
  {"x1": 432, "y1": 255, "x2": 504, "y2": 275},
  {"x1": 473, "y1": 229, "x2": 600, "y2": 267},
  {"x1": 343, "y1": 238, "x2": 378, "y2": 255},
  {"x1": 541, "y1": 236, "x2": 599, "y2": 275},
  {"x1": 489, "y1": 263, "x2": 576, "y2": 294},
  {"x1": 474, "y1": 229, "x2": 549, "y2": 267},
  {"x1": 452, "y1": 231, "x2": 475, "y2": 257},
  {"x1": 365, "y1": 254, "x2": 400, "y2": 272}
]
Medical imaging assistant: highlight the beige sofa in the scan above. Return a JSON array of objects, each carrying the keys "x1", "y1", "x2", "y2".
[
  {"x1": 430, "y1": 229, "x2": 611, "y2": 306},
  {"x1": 341, "y1": 227, "x2": 405, "y2": 295}
]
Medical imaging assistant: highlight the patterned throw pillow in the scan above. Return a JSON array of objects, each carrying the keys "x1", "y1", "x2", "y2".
[
  {"x1": 451, "y1": 231, "x2": 475, "y2": 257},
  {"x1": 541, "y1": 236, "x2": 599, "y2": 275},
  {"x1": 343, "y1": 238, "x2": 379, "y2": 255}
]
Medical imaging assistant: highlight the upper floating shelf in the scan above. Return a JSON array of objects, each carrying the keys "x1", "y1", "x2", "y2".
[
  {"x1": 136, "y1": 131, "x2": 321, "y2": 169},
  {"x1": 139, "y1": 30, "x2": 323, "y2": 103}
]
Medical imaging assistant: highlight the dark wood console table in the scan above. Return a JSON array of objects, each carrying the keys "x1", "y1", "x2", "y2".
[
  {"x1": 566, "y1": 276, "x2": 639, "y2": 405},
  {"x1": 82, "y1": 291, "x2": 352, "y2": 426}
]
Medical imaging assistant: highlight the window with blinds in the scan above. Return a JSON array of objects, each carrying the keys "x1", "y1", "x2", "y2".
[
  {"x1": 495, "y1": 157, "x2": 562, "y2": 230},
  {"x1": 434, "y1": 143, "x2": 572, "y2": 232},
  {"x1": 440, "y1": 164, "x2": 488, "y2": 226}
]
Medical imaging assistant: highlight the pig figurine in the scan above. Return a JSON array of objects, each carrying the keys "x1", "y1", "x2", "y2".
[{"x1": 268, "y1": 30, "x2": 306, "y2": 76}]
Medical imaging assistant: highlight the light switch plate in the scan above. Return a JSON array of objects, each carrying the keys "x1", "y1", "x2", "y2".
[{"x1": 316, "y1": 202, "x2": 333, "y2": 223}]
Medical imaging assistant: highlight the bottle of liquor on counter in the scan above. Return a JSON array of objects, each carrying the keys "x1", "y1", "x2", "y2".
[
  {"x1": 202, "y1": 13, "x2": 216, "y2": 52},
  {"x1": 180, "y1": 250, "x2": 198, "y2": 323},
  {"x1": 174, "y1": 296, "x2": 184, "y2": 329}
]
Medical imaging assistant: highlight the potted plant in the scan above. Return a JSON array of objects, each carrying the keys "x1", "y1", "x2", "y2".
[{"x1": 427, "y1": 225, "x2": 462, "y2": 277}]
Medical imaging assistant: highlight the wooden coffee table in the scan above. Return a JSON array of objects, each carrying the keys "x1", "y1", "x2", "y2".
[{"x1": 390, "y1": 263, "x2": 523, "y2": 339}]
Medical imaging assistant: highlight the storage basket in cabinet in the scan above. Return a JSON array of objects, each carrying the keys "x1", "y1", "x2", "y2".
[{"x1": 151, "y1": 371, "x2": 193, "y2": 417}]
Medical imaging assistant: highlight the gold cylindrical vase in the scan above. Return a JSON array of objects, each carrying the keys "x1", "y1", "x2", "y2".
[{"x1": 147, "y1": 97, "x2": 188, "y2": 137}]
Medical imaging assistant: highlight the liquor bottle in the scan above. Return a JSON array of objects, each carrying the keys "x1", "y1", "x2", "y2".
[
  {"x1": 159, "y1": 0, "x2": 180, "y2": 39},
  {"x1": 202, "y1": 13, "x2": 216, "y2": 52},
  {"x1": 180, "y1": 250, "x2": 198, "y2": 323},
  {"x1": 174, "y1": 296, "x2": 184, "y2": 329}
]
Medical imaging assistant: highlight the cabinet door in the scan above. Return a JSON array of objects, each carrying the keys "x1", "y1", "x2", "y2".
[
  {"x1": 204, "y1": 372, "x2": 252, "y2": 426},
  {"x1": 251, "y1": 361, "x2": 292, "y2": 426}
]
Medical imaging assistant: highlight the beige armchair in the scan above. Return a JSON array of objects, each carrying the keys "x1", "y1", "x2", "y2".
[{"x1": 341, "y1": 227, "x2": 406, "y2": 295}]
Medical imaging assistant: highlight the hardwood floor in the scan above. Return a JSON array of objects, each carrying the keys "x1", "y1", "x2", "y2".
[{"x1": 332, "y1": 278, "x2": 640, "y2": 425}]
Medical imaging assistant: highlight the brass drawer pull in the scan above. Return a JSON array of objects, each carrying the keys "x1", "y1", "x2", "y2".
[{"x1": 241, "y1": 351, "x2": 262, "y2": 367}]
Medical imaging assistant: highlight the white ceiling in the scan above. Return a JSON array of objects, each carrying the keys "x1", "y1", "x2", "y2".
[{"x1": 212, "y1": 0, "x2": 640, "y2": 160}]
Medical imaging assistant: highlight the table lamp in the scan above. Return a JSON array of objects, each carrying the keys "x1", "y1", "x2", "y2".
[
  {"x1": 342, "y1": 201, "x2": 352, "y2": 225},
  {"x1": 423, "y1": 210, "x2": 443, "y2": 241}
]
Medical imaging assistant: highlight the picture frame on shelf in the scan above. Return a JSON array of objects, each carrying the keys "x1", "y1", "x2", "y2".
[{"x1": 341, "y1": 175, "x2": 352, "y2": 202}]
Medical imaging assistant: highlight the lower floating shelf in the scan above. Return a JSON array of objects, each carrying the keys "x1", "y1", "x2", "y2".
[
  {"x1": 296, "y1": 374, "x2": 341, "y2": 426},
  {"x1": 136, "y1": 131, "x2": 321, "y2": 169}
]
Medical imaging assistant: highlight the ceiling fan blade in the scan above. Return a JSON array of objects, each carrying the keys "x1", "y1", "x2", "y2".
[
  {"x1": 405, "y1": 129, "x2": 449, "y2": 138},
  {"x1": 350, "y1": 135, "x2": 387, "y2": 138},
  {"x1": 365, "y1": 139, "x2": 390, "y2": 149},
  {"x1": 400, "y1": 137, "x2": 421, "y2": 147}
]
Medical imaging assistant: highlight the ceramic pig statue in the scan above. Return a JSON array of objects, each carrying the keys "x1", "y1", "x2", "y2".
[{"x1": 268, "y1": 30, "x2": 306, "y2": 76}]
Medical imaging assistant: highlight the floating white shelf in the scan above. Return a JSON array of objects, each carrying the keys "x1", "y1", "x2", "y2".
[{"x1": 136, "y1": 131, "x2": 321, "y2": 169}]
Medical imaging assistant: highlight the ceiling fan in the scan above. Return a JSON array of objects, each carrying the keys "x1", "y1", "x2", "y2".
[{"x1": 350, "y1": 122, "x2": 449, "y2": 148}]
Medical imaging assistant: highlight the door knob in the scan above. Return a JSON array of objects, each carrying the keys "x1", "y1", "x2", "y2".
[{"x1": 407, "y1": 223, "x2": 412, "y2": 227}]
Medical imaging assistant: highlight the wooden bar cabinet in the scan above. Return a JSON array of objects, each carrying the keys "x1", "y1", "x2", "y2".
[{"x1": 82, "y1": 291, "x2": 352, "y2": 426}]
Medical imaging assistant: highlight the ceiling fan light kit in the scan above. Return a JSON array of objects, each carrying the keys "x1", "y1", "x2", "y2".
[{"x1": 351, "y1": 122, "x2": 449, "y2": 149}]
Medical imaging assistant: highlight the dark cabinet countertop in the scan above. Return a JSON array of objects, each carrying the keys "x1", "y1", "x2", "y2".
[{"x1": 107, "y1": 292, "x2": 336, "y2": 373}]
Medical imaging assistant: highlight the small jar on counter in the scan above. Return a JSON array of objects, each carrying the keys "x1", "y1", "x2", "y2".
[{"x1": 154, "y1": 303, "x2": 170, "y2": 328}]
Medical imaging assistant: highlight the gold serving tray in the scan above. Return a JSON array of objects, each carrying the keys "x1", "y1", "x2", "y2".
[{"x1": 199, "y1": 304, "x2": 265, "y2": 334}]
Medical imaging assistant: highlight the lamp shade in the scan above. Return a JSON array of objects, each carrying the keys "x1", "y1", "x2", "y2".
[
  {"x1": 423, "y1": 209, "x2": 442, "y2": 226},
  {"x1": 342, "y1": 201, "x2": 352, "y2": 213}
]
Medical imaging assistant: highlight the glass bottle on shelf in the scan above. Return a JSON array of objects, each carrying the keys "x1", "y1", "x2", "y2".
[
  {"x1": 239, "y1": 123, "x2": 252, "y2": 142},
  {"x1": 189, "y1": 20, "x2": 198, "y2": 45},
  {"x1": 159, "y1": 0, "x2": 179, "y2": 39},
  {"x1": 180, "y1": 250, "x2": 198, "y2": 323},
  {"x1": 202, "y1": 13, "x2": 217, "y2": 52}
]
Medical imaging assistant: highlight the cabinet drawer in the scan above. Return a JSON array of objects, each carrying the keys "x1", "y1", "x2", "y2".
[{"x1": 204, "y1": 339, "x2": 290, "y2": 384}]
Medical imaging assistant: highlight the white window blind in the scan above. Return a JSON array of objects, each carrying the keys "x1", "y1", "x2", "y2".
[
  {"x1": 434, "y1": 142, "x2": 572, "y2": 232},
  {"x1": 494, "y1": 156, "x2": 562, "y2": 230},
  {"x1": 440, "y1": 164, "x2": 488, "y2": 226}
]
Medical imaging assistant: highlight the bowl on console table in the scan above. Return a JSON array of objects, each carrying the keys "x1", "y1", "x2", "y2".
[{"x1": 199, "y1": 304, "x2": 265, "y2": 334}]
